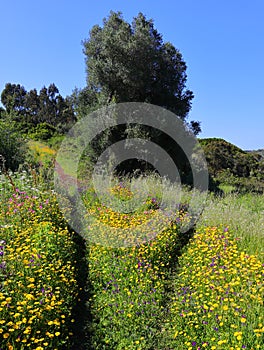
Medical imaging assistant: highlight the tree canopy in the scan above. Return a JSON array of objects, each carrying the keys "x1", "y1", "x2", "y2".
[
  {"x1": 1, "y1": 83, "x2": 76, "y2": 133},
  {"x1": 73, "y1": 11, "x2": 202, "y2": 180},
  {"x1": 81, "y1": 11, "x2": 199, "y2": 132}
]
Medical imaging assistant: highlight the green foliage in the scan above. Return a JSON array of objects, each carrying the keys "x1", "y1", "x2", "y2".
[
  {"x1": 46, "y1": 134, "x2": 64, "y2": 150},
  {"x1": 0, "y1": 83, "x2": 76, "y2": 136},
  {"x1": 72, "y1": 12, "x2": 203, "y2": 181},
  {"x1": 0, "y1": 107, "x2": 6, "y2": 119},
  {"x1": 70, "y1": 86, "x2": 100, "y2": 120},
  {"x1": 199, "y1": 138, "x2": 264, "y2": 193},
  {"x1": 0, "y1": 83, "x2": 27, "y2": 115},
  {"x1": 198, "y1": 192, "x2": 264, "y2": 260},
  {"x1": 0, "y1": 120, "x2": 28, "y2": 171},
  {"x1": 29, "y1": 122, "x2": 58, "y2": 140},
  {"x1": 82, "y1": 12, "x2": 195, "y2": 120}
]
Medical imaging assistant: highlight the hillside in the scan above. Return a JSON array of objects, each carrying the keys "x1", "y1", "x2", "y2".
[{"x1": 199, "y1": 138, "x2": 264, "y2": 193}]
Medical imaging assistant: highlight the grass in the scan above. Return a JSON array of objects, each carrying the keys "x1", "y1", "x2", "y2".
[{"x1": 198, "y1": 192, "x2": 264, "y2": 261}]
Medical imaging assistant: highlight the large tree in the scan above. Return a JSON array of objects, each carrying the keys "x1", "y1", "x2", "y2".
[
  {"x1": 1, "y1": 83, "x2": 27, "y2": 116},
  {"x1": 77, "y1": 12, "x2": 202, "y2": 179},
  {"x1": 82, "y1": 11, "x2": 196, "y2": 125}
]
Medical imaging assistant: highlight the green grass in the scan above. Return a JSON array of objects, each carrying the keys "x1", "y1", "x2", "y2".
[
  {"x1": 198, "y1": 192, "x2": 264, "y2": 261},
  {"x1": 218, "y1": 184, "x2": 236, "y2": 194}
]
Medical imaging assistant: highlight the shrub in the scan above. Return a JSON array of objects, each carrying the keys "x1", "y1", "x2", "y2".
[
  {"x1": 29, "y1": 122, "x2": 57, "y2": 141},
  {"x1": 0, "y1": 121, "x2": 27, "y2": 171}
]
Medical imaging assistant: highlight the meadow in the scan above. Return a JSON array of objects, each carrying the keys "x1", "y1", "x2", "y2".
[{"x1": 0, "y1": 168, "x2": 263, "y2": 349}]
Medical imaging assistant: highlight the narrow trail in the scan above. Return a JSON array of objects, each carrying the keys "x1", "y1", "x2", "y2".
[
  {"x1": 53, "y1": 164, "x2": 196, "y2": 349},
  {"x1": 68, "y1": 231, "x2": 94, "y2": 350},
  {"x1": 67, "y1": 226, "x2": 195, "y2": 349}
]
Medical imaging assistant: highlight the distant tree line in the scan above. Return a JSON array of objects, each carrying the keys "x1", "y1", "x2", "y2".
[{"x1": 0, "y1": 83, "x2": 76, "y2": 137}]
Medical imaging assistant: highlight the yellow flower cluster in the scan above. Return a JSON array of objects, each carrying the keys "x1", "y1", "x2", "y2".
[
  {"x1": 86, "y1": 184, "x2": 188, "y2": 347},
  {"x1": 110, "y1": 183, "x2": 133, "y2": 201},
  {"x1": 28, "y1": 140, "x2": 56, "y2": 162},
  {"x1": 165, "y1": 226, "x2": 264, "y2": 350},
  {"x1": 84, "y1": 183, "x2": 186, "y2": 247},
  {"x1": 0, "y1": 220, "x2": 78, "y2": 349}
]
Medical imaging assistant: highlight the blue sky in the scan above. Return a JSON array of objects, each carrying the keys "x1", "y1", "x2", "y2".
[{"x1": 0, "y1": 0, "x2": 263, "y2": 150}]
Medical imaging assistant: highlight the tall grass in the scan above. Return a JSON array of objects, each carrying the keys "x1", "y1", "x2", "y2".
[
  {"x1": 87, "y1": 173, "x2": 263, "y2": 257},
  {"x1": 198, "y1": 192, "x2": 264, "y2": 261}
]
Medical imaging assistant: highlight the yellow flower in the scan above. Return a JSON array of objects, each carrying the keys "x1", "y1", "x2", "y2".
[{"x1": 23, "y1": 328, "x2": 31, "y2": 335}]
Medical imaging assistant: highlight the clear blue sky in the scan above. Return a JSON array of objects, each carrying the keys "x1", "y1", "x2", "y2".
[{"x1": 0, "y1": 0, "x2": 263, "y2": 150}]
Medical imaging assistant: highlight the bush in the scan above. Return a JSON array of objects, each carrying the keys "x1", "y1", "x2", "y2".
[
  {"x1": 47, "y1": 134, "x2": 64, "y2": 150},
  {"x1": 30, "y1": 122, "x2": 57, "y2": 141},
  {"x1": 0, "y1": 121, "x2": 27, "y2": 171}
]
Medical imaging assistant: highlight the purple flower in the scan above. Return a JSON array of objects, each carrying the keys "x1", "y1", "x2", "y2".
[{"x1": 0, "y1": 262, "x2": 6, "y2": 269}]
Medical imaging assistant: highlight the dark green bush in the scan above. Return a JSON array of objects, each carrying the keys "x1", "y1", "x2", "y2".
[{"x1": 0, "y1": 121, "x2": 27, "y2": 171}]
